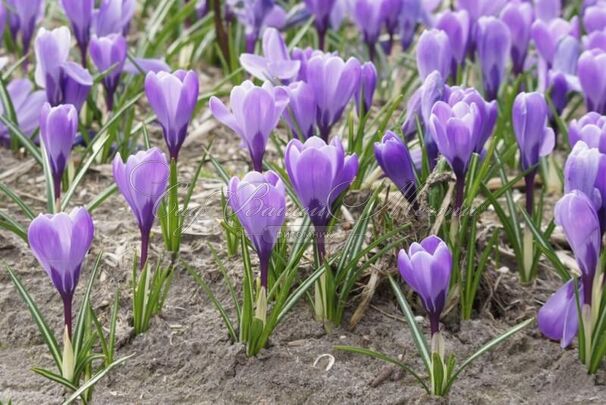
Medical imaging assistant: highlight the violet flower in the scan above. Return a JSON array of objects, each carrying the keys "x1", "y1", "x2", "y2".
[
  {"x1": 549, "y1": 36, "x2": 581, "y2": 114},
  {"x1": 355, "y1": 62, "x2": 377, "y2": 117},
  {"x1": 304, "y1": 0, "x2": 337, "y2": 49},
  {"x1": 499, "y1": 0, "x2": 534, "y2": 75},
  {"x1": 89, "y1": 34, "x2": 127, "y2": 111},
  {"x1": 145, "y1": 70, "x2": 199, "y2": 161},
  {"x1": 239, "y1": 27, "x2": 301, "y2": 82},
  {"x1": 28, "y1": 207, "x2": 94, "y2": 337},
  {"x1": 229, "y1": 0, "x2": 286, "y2": 53},
  {"x1": 93, "y1": 0, "x2": 136, "y2": 37},
  {"x1": 39, "y1": 103, "x2": 78, "y2": 201},
  {"x1": 306, "y1": 54, "x2": 361, "y2": 141},
  {"x1": 555, "y1": 191, "x2": 602, "y2": 304},
  {"x1": 538, "y1": 280, "x2": 580, "y2": 348},
  {"x1": 531, "y1": 17, "x2": 578, "y2": 67},
  {"x1": 398, "y1": 235, "x2": 452, "y2": 335},
  {"x1": 584, "y1": 4, "x2": 606, "y2": 33},
  {"x1": 512, "y1": 92, "x2": 555, "y2": 213},
  {"x1": 569, "y1": 112, "x2": 606, "y2": 153},
  {"x1": 435, "y1": 10, "x2": 471, "y2": 78},
  {"x1": 578, "y1": 49, "x2": 606, "y2": 114},
  {"x1": 353, "y1": 0, "x2": 383, "y2": 60},
  {"x1": 61, "y1": 0, "x2": 94, "y2": 64},
  {"x1": 416, "y1": 29, "x2": 453, "y2": 81},
  {"x1": 0, "y1": 79, "x2": 46, "y2": 147},
  {"x1": 60, "y1": 62, "x2": 94, "y2": 112},
  {"x1": 381, "y1": 0, "x2": 403, "y2": 54},
  {"x1": 281, "y1": 81, "x2": 317, "y2": 140},
  {"x1": 10, "y1": 0, "x2": 45, "y2": 54},
  {"x1": 564, "y1": 141, "x2": 606, "y2": 235},
  {"x1": 399, "y1": 0, "x2": 422, "y2": 51},
  {"x1": 290, "y1": 47, "x2": 324, "y2": 82},
  {"x1": 34, "y1": 26, "x2": 71, "y2": 105},
  {"x1": 534, "y1": 0, "x2": 561, "y2": 21},
  {"x1": 374, "y1": 131, "x2": 416, "y2": 202},
  {"x1": 228, "y1": 170, "x2": 286, "y2": 288},
  {"x1": 475, "y1": 16, "x2": 511, "y2": 101},
  {"x1": 113, "y1": 148, "x2": 169, "y2": 269},
  {"x1": 210, "y1": 81, "x2": 288, "y2": 172},
  {"x1": 285, "y1": 136, "x2": 358, "y2": 261}
]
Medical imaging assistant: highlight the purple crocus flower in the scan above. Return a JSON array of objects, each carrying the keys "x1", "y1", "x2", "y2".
[
  {"x1": 306, "y1": 54, "x2": 361, "y2": 141},
  {"x1": 34, "y1": 27, "x2": 71, "y2": 106},
  {"x1": 290, "y1": 47, "x2": 324, "y2": 81},
  {"x1": 435, "y1": 10, "x2": 471, "y2": 78},
  {"x1": 281, "y1": 81, "x2": 317, "y2": 140},
  {"x1": 564, "y1": 141, "x2": 606, "y2": 235},
  {"x1": 10, "y1": 0, "x2": 45, "y2": 54},
  {"x1": 381, "y1": 0, "x2": 403, "y2": 54},
  {"x1": 61, "y1": 62, "x2": 93, "y2": 112},
  {"x1": 304, "y1": 0, "x2": 337, "y2": 49},
  {"x1": 398, "y1": 235, "x2": 452, "y2": 335},
  {"x1": 353, "y1": 0, "x2": 383, "y2": 59},
  {"x1": 569, "y1": 112, "x2": 606, "y2": 153},
  {"x1": 209, "y1": 81, "x2": 288, "y2": 172},
  {"x1": 500, "y1": 1, "x2": 534, "y2": 75},
  {"x1": 555, "y1": 190, "x2": 602, "y2": 304},
  {"x1": 512, "y1": 92, "x2": 555, "y2": 212},
  {"x1": 229, "y1": 0, "x2": 286, "y2": 53},
  {"x1": 399, "y1": 0, "x2": 422, "y2": 51},
  {"x1": 89, "y1": 34, "x2": 127, "y2": 111},
  {"x1": 475, "y1": 16, "x2": 511, "y2": 101},
  {"x1": 548, "y1": 36, "x2": 581, "y2": 113},
  {"x1": 228, "y1": 170, "x2": 286, "y2": 288},
  {"x1": 584, "y1": 4, "x2": 606, "y2": 33},
  {"x1": 457, "y1": 0, "x2": 506, "y2": 21},
  {"x1": 145, "y1": 70, "x2": 199, "y2": 161},
  {"x1": 0, "y1": 79, "x2": 46, "y2": 147},
  {"x1": 578, "y1": 49, "x2": 606, "y2": 114},
  {"x1": 416, "y1": 29, "x2": 453, "y2": 81},
  {"x1": 531, "y1": 17, "x2": 578, "y2": 67},
  {"x1": 239, "y1": 27, "x2": 301, "y2": 82},
  {"x1": 538, "y1": 280, "x2": 580, "y2": 348},
  {"x1": 39, "y1": 103, "x2": 78, "y2": 201},
  {"x1": 534, "y1": 0, "x2": 561, "y2": 21},
  {"x1": 374, "y1": 131, "x2": 416, "y2": 202},
  {"x1": 355, "y1": 62, "x2": 377, "y2": 117},
  {"x1": 61, "y1": 0, "x2": 94, "y2": 64},
  {"x1": 28, "y1": 207, "x2": 94, "y2": 337},
  {"x1": 113, "y1": 147, "x2": 169, "y2": 269},
  {"x1": 93, "y1": 0, "x2": 136, "y2": 37},
  {"x1": 285, "y1": 136, "x2": 358, "y2": 260}
]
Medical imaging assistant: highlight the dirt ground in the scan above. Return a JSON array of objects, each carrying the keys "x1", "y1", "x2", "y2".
[{"x1": 2, "y1": 114, "x2": 606, "y2": 405}]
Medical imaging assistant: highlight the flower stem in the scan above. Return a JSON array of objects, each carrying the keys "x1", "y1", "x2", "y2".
[
  {"x1": 62, "y1": 294, "x2": 73, "y2": 339},
  {"x1": 140, "y1": 230, "x2": 150, "y2": 270}
]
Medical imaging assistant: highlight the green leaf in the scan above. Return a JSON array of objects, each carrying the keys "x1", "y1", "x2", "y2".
[
  {"x1": 32, "y1": 368, "x2": 79, "y2": 392},
  {"x1": 86, "y1": 184, "x2": 117, "y2": 213},
  {"x1": 446, "y1": 318, "x2": 533, "y2": 390},
  {"x1": 388, "y1": 275, "x2": 432, "y2": 371},
  {"x1": 0, "y1": 212, "x2": 28, "y2": 242},
  {"x1": 73, "y1": 254, "x2": 103, "y2": 354},
  {"x1": 334, "y1": 346, "x2": 429, "y2": 393},
  {"x1": 0, "y1": 182, "x2": 35, "y2": 219},
  {"x1": 6, "y1": 267, "x2": 62, "y2": 370}
]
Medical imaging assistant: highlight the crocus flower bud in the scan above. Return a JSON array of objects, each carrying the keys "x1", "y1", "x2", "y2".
[
  {"x1": 285, "y1": 136, "x2": 358, "y2": 259},
  {"x1": 210, "y1": 81, "x2": 288, "y2": 172},
  {"x1": 353, "y1": 0, "x2": 383, "y2": 59},
  {"x1": 564, "y1": 141, "x2": 606, "y2": 235},
  {"x1": 113, "y1": 148, "x2": 169, "y2": 268},
  {"x1": 61, "y1": 0, "x2": 94, "y2": 64},
  {"x1": 429, "y1": 100, "x2": 480, "y2": 181},
  {"x1": 578, "y1": 49, "x2": 606, "y2": 114},
  {"x1": 0, "y1": 79, "x2": 46, "y2": 147},
  {"x1": 584, "y1": 4, "x2": 606, "y2": 33},
  {"x1": 145, "y1": 70, "x2": 199, "y2": 161},
  {"x1": 398, "y1": 235, "x2": 452, "y2": 335},
  {"x1": 374, "y1": 131, "x2": 416, "y2": 202},
  {"x1": 399, "y1": 0, "x2": 421, "y2": 51},
  {"x1": 569, "y1": 112, "x2": 606, "y2": 152},
  {"x1": 555, "y1": 191, "x2": 602, "y2": 303},
  {"x1": 12, "y1": 0, "x2": 45, "y2": 54},
  {"x1": 281, "y1": 81, "x2": 317, "y2": 140},
  {"x1": 457, "y1": 0, "x2": 506, "y2": 21},
  {"x1": 381, "y1": 0, "x2": 403, "y2": 53},
  {"x1": 304, "y1": 0, "x2": 337, "y2": 48},
  {"x1": 500, "y1": 1, "x2": 534, "y2": 75},
  {"x1": 538, "y1": 280, "x2": 580, "y2": 348},
  {"x1": 435, "y1": 10, "x2": 471, "y2": 77},
  {"x1": 60, "y1": 62, "x2": 93, "y2": 112},
  {"x1": 531, "y1": 18, "x2": 578, "y2": 67},
  {"x1": 355, "y1": 62, "x2": 377, "y2": 116},
  {"x1": 28, "y1": 207, "x2": 95, "y2": 337},
  {"x1": 228, "y1": 170, "x2": 286, "y2": 288},
  {"x1": 230, "y1": 0, "x2": 286, "y2": 53},
  {"x1": 93, "y1": 0, "x2": 136, "y2": 37},
  {"x1": 89, "y1": 34, "x2": 127, "y2": 111},
  {"x1": 34, "y1": 27, "x2": 72, "y2": 106},
  {"x1": 416, "y1": 29, "x2": 453, "y2": 81},
  {"x1": 239, "y1": 28, "x2": 301, "y2": 82},
  {"x1": 39, "y1": 103, "x2": 78, "y2": 201},
  {"x1": 534, "y1": 0, "x2": 561, "y2": 21},
  {"x1": 512, "y1": 92, "x2": 555, "y2": 173},
  {"x1": 475, "y1": 16, "x2": 511, "y2": 100},
  {"x1": 306, "y1": 54, "x2": 361, "y2": 141}
]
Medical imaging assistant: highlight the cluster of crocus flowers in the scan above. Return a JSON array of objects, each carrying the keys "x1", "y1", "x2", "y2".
[
  {"x1": 113, "y1": 148, "x2": 169, "y2": 269},
  {"x1": 512, "y1": 92, "x2": 555, "y2": 281},
  {"x1": 4, "y1": 0, "x2": 45, "y2": 55},
  {"x1": 398, "y1": 235, "x2": 452, "y2": 394},
  {"x1": 28, "y1": 207, "x2": 94, "y2": 379}
]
